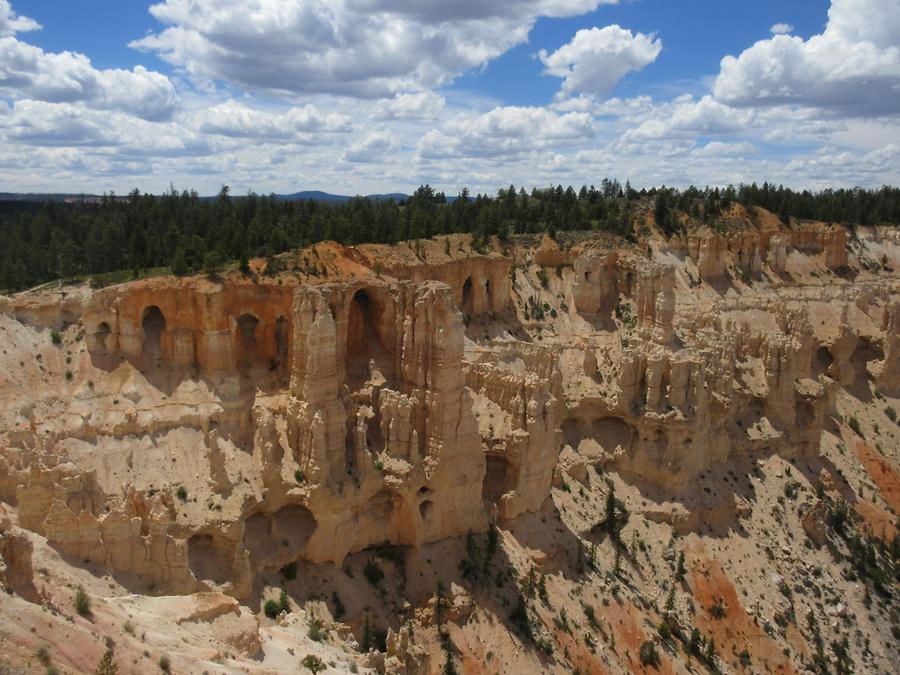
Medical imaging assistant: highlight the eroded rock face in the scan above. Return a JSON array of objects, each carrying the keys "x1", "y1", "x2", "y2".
[
  {"x1": 0, "y1": 216, "x2": 896, "y2": 613},
  {"x1": 572, "y1": 251, "x2": 674, "y2": 344},
  {"x1": 466, "y1": 343, "x2": 562, "y2": 519},
  {"x1": 686, "y1": 220, "x2": 849, "y2": 282},
  {"x1": 285, "y1": 280, "x2": 486, "y2": 563}
]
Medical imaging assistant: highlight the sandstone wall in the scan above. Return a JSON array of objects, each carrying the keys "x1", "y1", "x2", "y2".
[
  {"x1": 572, "y1": 252, "x2": 675, "y2": 344},
  {"x1": 385, "y1": 257, "x2": 512, "y2": 316},
  {"x1": 686, "y1": 224, "x2": 849, "y2": 282},
  {"x1": 84, "y1": 279, "x2": 295, "y2": 376},
  {"x1": 465, "y1": 343, "x2": 563, "y2": 520}
]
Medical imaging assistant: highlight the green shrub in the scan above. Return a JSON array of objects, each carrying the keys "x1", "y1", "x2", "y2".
[
  {"x1": 363, "y1": 560, "x2": 384, "y2": 586},
  {"x1": 708, "y1": 599, "x2": 726, "y2": 619},
  {"x1": 158, "y1": 655, "x2": 170, "y2": 673},
  {"x1": 301, "y1": 654, "x2": 326, "y2": 674},
  {"x1": 885, "y1": 406, "x2": 897, "y2": 423},
  {"x1": 50, "y1": 330, "x2": 62, "y2": 345},
  {"x1": 64, "y1": 369, "x2": 73, "y2": 381},
  {"x1": 175, "y1": 486, "x2": 188, "y2": 501},
  {"x1": 848, "y1": 416, "x2": 863, "y2": 437},
  {"x1": 308, "y1": 617, "x2": 324, "y2": 642},
  {"x1": 675, "y1": 550, "x2": 686, "y2": 581},
  {"x1": 264, "y1": 599, "x2": 281, "y2": 619},
  {"x1": 74, "y1": 587, "x2": 91, "y2": 616},
  {"x1": 657, "y1": 621, "x2": 671, "y2": 641},
  {"x1": 94, "y1": 649, "x2": 119, "y2": 675},
  {"x1": 639, "y1": 640, "x2": 659, "y2": 667},
  {"x1": 294, "y1": 469, "x2": 306, "y2": 483}
]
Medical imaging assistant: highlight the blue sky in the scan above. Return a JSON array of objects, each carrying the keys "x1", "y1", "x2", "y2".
[
  {"x1": 452, "y1": 1, "x2": 831, "y2": 105},
  {"x1": 1, "y1": 0, "x2": 898, "y2": 194}
]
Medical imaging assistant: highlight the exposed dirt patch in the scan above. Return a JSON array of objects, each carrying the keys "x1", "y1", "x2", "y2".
[
  {"x1": 689, "y1": 544, "x2": 797, "y2": 674},
  {"x1": 854, "y1": 498, "x2": 898, "y2": 540},
  {"x1": 854, "y1": 439, "x2": 900, "y2": 512}
]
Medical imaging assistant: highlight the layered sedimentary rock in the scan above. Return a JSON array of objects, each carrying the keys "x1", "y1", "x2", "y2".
[
  {"x1": 373, "y1": 249, "x2": 512, "y2": 317},
  {"x1": 0, "y1": 213, "x2": 896, "y2": 609},
  {"x1": 878, "y1": 303, "x2": 900, "y2": 391},
  {"x1": 572, "y1": 252, "x2": 675, "y2": 344},
  {"x1": 285, "y1": 280, "x2": 486, "y2": 563},
  {"x1": 0, "y1": 272, "x2": 492, "y2": 594},
  {"x1": 465, "y1": 343, "x2": 562, "y2": 519},
  {"x1": 686, "y1": 219, "x2": 849, "y2": 282}
]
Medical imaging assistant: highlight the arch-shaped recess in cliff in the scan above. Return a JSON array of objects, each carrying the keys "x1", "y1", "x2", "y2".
[
  {"x1": 346, "y1": 288, "x2": 393, "y2": 387},
  {"x1": 92, "y1": 321, "x2": 111, "y2": 353},
  {"x1": 242, "y1": 504, "x2": 317, "y2": 568},
  {"x1": 275, "y1": 316, "x2": 289, "y2": 363},
  {"x1": 562, "y1": 416, "x2": 635, "y2": 456},
  {"x1": 369, "y1": 489, "x2": 395, "y2": 521},
  {"x1": 849, "y1": 337, "x2": 884, "y2": 397},
  {"x1": 815, "y1": 346, "x2": 834, "y2": 377},
  {"x1": 483, "y1": 453, "x2": 516, "y2": 504},
  {"x1": 797, "y1": 400, "x2": 816, "y2": 429},
  {"x1": 850, "y1": 338, "x2": 884, "y2": 376},
  {"x1": 358, "y1": 489, "x2": 418, "y2": 547},
  {"x1": 236, "y1": 313, "x2": 260, "y2": 365},
  {"x1": 187, "y1": 534, "x2": 234, "y2": 585},
  {"x1": 461, "y1": 277, "x2": 474, "y2": 315},
  {"x1": 419, "y1": 499, "x2": 434, "y2": 521},
  {"x1": 141, "y1": 306, "x2": 166, "y2": 358}
]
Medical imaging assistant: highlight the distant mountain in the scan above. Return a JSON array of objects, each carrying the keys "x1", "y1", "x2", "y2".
[
  {"x1": 0, "y1": 190, "x2": 411, "y2": 204},
  {"x1": 274, "y1": 190, "x2": 408, "y2": 203},
  {"x1": 0, "y1": 193, "x2": 107, "y2": 202}
]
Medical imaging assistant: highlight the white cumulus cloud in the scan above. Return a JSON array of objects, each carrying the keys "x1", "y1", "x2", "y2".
[
  {"x1": 0, "y1": 36, "x2": 178, "y2": 120},
  {"x1": 0, "y1": 0, "x2": 39, "y2": 36},
  {"x1": 714, "y1": 0, "x2": 900, "y2": 117},
  {"x1": 374, "y1": 92, "x2": 446, "y2": 120},
  {"x1": 769, "y1": 23, "x2": 794, "y2": 35},
  {"x1": 193, "y1": 100, "x2": 352, "y2": 140},
  {"x1": 418, "y1": 106, "x2": 594, "y2": 159},
  {"x1": 539, "y1": 25, "x2": 662, "y2": 99},
  {"x1": 343, "y1": 131, "x2": 398, "y2": 163},
  {"x1": 622, "y1": 95, "x2": 754, "y2": 142},
  {"x1": 131, "y1": 0, "x2": 616, "y2": 98}
]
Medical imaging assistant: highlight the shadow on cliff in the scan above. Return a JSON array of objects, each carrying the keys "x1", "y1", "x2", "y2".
[
  {"x1": 503, "y1": 499, "x2": 594, "y2": 581},
  {"x1": 609, "y1": 460, "x2": 758, "y2": 540},
  {"x1": 463, "y1": 306, "x2": 532, "y2": 344},
  {"x1": 609, "y1": 436, "x2": 857, "y2": 541},
  {"x1": 267, "y1": 532, "x2": 564, "y2": 669},
  {"x1": 85, "y1": 349, "x2": 283, "y2": 450}
]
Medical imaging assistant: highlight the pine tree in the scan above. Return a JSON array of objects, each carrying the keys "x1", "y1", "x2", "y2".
[
  {"x1": 705, "y1": 637, "x2": 716, "y2": 663},
  {"x1": 605, "y1": 483, "x2": 619, "y2": 541},
  {"x1": 675, "y1": 550, "x2": 686, "y2": 581},
  {"x1": 171, "y1": 246, "x2": 188, "y2": 276}
]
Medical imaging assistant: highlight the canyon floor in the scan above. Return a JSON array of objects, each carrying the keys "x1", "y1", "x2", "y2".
[{"x1": 1, "y1": 208, "x2": 898, "y2": 674}]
